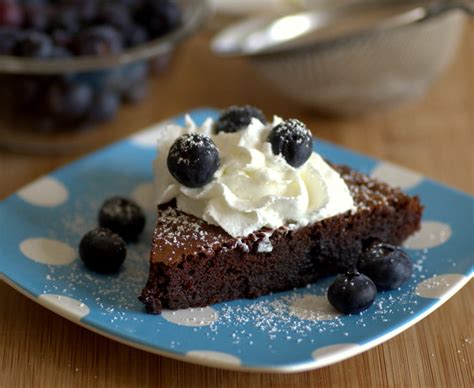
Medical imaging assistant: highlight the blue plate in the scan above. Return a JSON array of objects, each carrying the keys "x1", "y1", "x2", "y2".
[{"x1": 1, "y1": 109, "x2": 472, "y2": 372}]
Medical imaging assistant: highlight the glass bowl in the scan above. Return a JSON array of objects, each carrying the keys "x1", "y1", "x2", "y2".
[{"x1": 0, "y1": 0, "x2": 210, "y2": 154}]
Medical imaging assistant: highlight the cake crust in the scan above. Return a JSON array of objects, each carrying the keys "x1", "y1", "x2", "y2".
[{"x1": 139, "y1": 165, "x2": 423, "y2": 314}]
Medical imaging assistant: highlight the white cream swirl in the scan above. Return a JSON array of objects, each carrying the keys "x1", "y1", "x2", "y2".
[{"x1": 153, "y1": 115, "x2": 355, "y2": 238}]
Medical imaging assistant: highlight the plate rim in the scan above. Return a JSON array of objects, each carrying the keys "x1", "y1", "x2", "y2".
[{"x1": 1, "y1": 274, "x2": 471, "y2": 373}]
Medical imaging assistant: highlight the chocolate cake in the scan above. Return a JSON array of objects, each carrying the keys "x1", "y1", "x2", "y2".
[{"x1": 139, "y1": 165, "x2": 423, "y2": 314}]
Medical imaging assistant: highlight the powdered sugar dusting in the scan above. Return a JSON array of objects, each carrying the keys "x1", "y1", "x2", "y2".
[
  {"x1": 415, "y1": 274, "x2": 467, "y2": 299},
  {"x1": 152, "y1": 207, "x2": 231, "y2": 259},
  {"x1": 162, "y1": 306, "x2": 218, "y2": 326},
  {"x1": 202, "y1": 249, "x2": 433, "y2": 345},
  {"x1": 41, "y1": 199, "x2": 155, "y2": 329},
  {"x1": 289, "y1": 295, "x2": 341, "y2": 320},
  {"x1": 341, "y1": 168, "x2": 394, "y2": 211}
]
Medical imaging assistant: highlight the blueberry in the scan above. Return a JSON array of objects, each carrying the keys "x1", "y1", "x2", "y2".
[
  {"x1": 23, "y1": 2, "x2": 49, "y2": 31},
  {"x1": 78, "y1": 0, "x2": 99, "y2": 24},
  {"x1": 48, "y1": 6, "x2": 79, "y2": 35},
  {"x1": 88, "y1": 91, "x2": 120, "y2": 122},
  {"x1": 98, "y1": 197, "x2": 145, "y2": 242},
  {"x1": 357, "y1": 243, "x2": 413, "y2": 290},
  {"x1": 136, "y1": 0, "x2": 182, "y2": 38},
  {"x1": 105, "y1": 61, "x2": 148, "y2": 95},
  {"x1": 267, "y1": 119, "x2": 313, "y2": 168},
  {"x1": 79, "y1": 227, "x2": 126, "y2": 274},
  {"x1": 167, "y1": 133, "x2": 220, "y2": 188},
  {"x1": 327, "y1": 271, "x2": 377, "y2": 314},
  {"x1": 47, "y1": 81, "x2": 93, "y2": 120},
  {"x1": 14, "y1": 31, "x2": 53, "y2": 58},
  {"x1": 125, "y1": 23, "x2": 149, "y2": 47},
  {"x1": 75, "y1": 25, "x2": 123, "y2": 56},
  {"x1": 51, "y1": 29, "x2": 74, "y2": 48},
  {"x1": 96, "y1": 3, "x2": 132, "y2": 32},
  {"x1": 215, "y1": 105, "x2": 267, "y2": 134},
  {"x1": 0, "y1": 0, "x2": 23, "y2": 28}
]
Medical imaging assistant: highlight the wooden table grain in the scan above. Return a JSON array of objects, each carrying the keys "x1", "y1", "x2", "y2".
[{"x1": 1, "y1": 20, "x2": 473, "y2": 388}]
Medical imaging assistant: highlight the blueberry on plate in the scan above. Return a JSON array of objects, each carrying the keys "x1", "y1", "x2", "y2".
[
  {"x1": 167, "y1": 133, "x2": 220, "y2": 188},
  {"x1": 98, "y1": 197, "x2": 145, "y2": 241},
  {"x1": 327, "y1": 271, "x2": 377, "y2": 314},
  {"x1": 358, "y1": 243, "x2": 413, "y2": 290},
  {"x1": 215, "y1": 105, "x2": 267, "y2": 134},
  {"x1": 75, "y1": 25, "x2": 124, "y2": 56},
  {"x1": 14, "y1": 31, "x2": 53, "y2": 58},
  {"x1": 79, "y1": 227, "x2": 126, "y2": 274},
  {"x1": 267, "y1": 119, "x2": 313, "y2": 168}
]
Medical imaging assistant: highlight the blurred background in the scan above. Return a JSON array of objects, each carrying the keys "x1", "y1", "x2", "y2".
[{"x1": 0, "y1": 0, "x2": 472, "y2": 194}]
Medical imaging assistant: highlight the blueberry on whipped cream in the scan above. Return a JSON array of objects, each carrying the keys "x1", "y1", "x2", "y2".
[
  {"x1": 268, "y1": 119, "x2": 313, "y2": 168},
  {"x1": 167, "y1": 133, "x2": 220, "y2": 188},
  {"x1": 215, "y1": 105, "x2": 267, "y2": 134},
  {"x1": 154, "y1": 112, "x2": 355, "y2": 238}
]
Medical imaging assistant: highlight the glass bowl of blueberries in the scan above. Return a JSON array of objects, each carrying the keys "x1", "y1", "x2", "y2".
[{"x1": 0, "y1": 0, "x2": 209, "y2": 153}]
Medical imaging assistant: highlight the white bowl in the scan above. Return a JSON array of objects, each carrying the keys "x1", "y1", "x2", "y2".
[{"x1": 251, "y1": 11, "x2": 466, "y2": 115}]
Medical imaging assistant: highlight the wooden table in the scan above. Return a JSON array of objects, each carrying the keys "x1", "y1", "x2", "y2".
[{"x1": 1, "y1": 20, "x2": 473, "y2": 388}]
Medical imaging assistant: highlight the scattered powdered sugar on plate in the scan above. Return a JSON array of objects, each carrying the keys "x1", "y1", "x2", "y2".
[
  {"x1": 205, "y1": 249, "x2": 433, "y2": 345},
  {"x1": 41, "y1": 197, "x2": 156, "y2": 328},
  {"x1": 38, "y1": 203, "x2": 447, "y2": 350}
]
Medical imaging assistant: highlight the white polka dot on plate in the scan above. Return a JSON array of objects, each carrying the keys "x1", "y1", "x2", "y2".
[
  {"x1": 131, "y1": 182, "x2": 155, "y2": 212},
  {"x1": 38, "y1": 294, "x2": 90, "y2": 321},
  {"x1": 403, "y1": 221, "x2": 452, "y2": 250},
  {"x1": 17, "y1": 176, "x2": 68, "y2": 207},
  {"x1": 130, "y1": 120, "x2": 172, "y2": 148},
  {"x1": 186, "y1": 350, "x2": 241, "y2": 366},
  {"x1": 162, "y1": 306, "x2": 218, "y2": 326},
  {"x1": 20, "y1": 238, "x2": 76, "y2": 265},
  {"x1": 289, "y1": 295, "x2": 341, "y2": 321},
  {"x1": 312, "y1": 343, "x2": 361, "y2": 360},
  {"x1": 415, "y1": 274, "x2": 467, "y2": 299},
  {"x1": 371, "y1": 162, "x2": 423, "y2": 190}
]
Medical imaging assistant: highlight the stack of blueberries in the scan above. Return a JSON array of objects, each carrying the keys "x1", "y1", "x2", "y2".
[{"x1": 0, "y1": 0, "x2": 182, "y2": 130}]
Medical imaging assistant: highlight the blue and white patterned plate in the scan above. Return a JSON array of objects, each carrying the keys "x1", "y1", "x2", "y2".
[{"x1": 0, "y1": 109, "x2": 472, "y2": 372}]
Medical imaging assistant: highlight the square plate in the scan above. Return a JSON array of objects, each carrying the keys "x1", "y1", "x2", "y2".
[{"x1": 0, "y1": 109, "x2": 472, "y2": 372}]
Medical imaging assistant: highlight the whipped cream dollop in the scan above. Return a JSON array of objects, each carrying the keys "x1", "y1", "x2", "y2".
[{"x1": 153, "y1": 115, "x2": 355, "y2": 238}]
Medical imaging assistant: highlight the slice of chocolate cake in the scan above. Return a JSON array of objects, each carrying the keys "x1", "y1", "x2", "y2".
[
  {"x1": 139, "y1": 107, "x2": 423, "y2": 314},
  {"x1": 139, "y1": 165, "x2": 422, "y2": 314}
]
